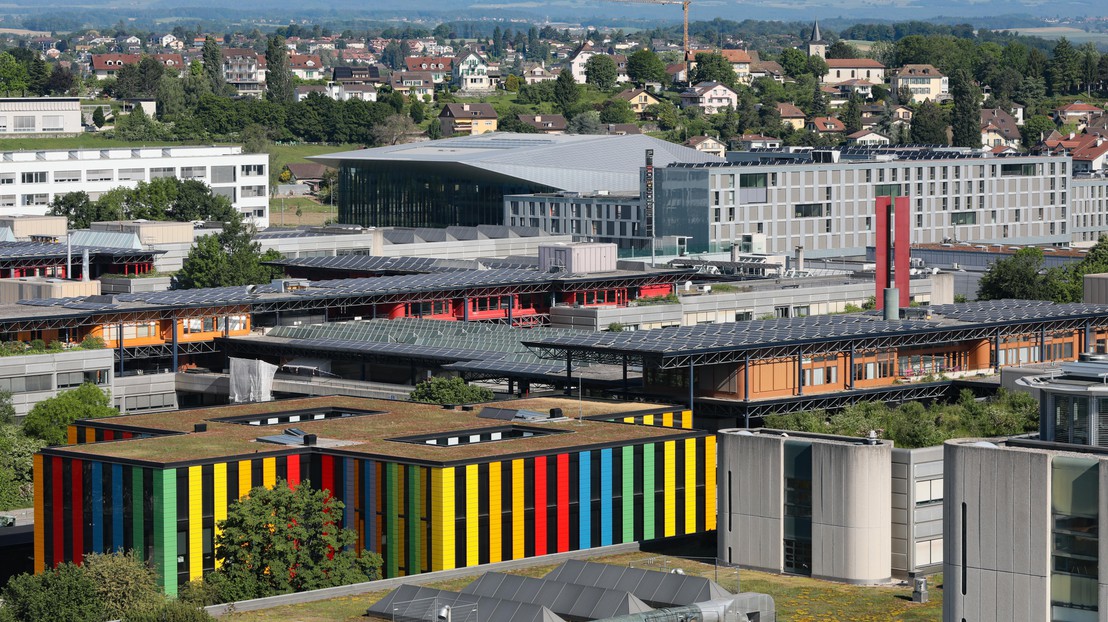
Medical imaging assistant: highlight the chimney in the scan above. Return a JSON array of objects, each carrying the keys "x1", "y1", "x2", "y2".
[
  {"x1": 462, "y1": 103, "x2": 470, "y2": 111},
  {"x1": 194, "y1": 423, "x2": 207, "y2": 432},
  {"x1": 794, "y1": 246, "x2": 804, "y2": 271},
  {"x1": 303, "y1": 434, "x2": 317, "y2": 446},
  {"x1": 81, "y1": 248, "x2": 89, "y2": 282}
]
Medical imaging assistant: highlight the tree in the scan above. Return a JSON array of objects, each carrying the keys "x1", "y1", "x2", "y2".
[
  {"x1": 842, "y1": 92, "x2": 863, "y2": 134},
  {"x1": 0, "y1": 562, "x2": 103, "y2": 622},
  {"x1": 1078, "y1": 42, "x2": 1100, "y2": 95},
  {"x1": 808, "y1": 81, "x2": 827, "y2": 119},
  {"x1": 380, "y1": 40, "x2": 407, "y2": 70},
  {"x1": 370, "y1": 114, "x2": 418, "y2": 146},
  {"x1": 265, "y1": 35, "x2": 293, "y2": 104},
  {"x1": 92, "y1": 106, "x2": 106, "y2": 128},
  {"x1": 950, "y1": 68, "x2": 981, "y2": 148},
  {"x1": 806, "y1": 55, "x2": 828, "y2": 81},
  {"x1": 1049, "y1": 37, "x2": 1080, "y2": 95},
  {"x1": 409, "y1": 376, "x2": 494, "y2": 404},
  {"x1": 826, "y1": 41, "x2": 858, "y2": 59},
  {"x1": 0, "y1": 421, "x2": 46, "y2": 510},
  {"x1": 689, "y1": 53, "x2": 737, "y2": 88},
  {"x1": 909, "y1": 100, "x2": 948, "y2": 145},
  {"x1": 0, "y1": 51, "x2": 29, "y2": 95},
  {"x1": 27, "y1": 55, "x2": 48, "y2": 96},
  {"x1": 599, "y1": 98, "x2": 635, "y2": 124},
  {"x1": 201, "y1": 37, "x2": 227, "y2": 95},
  {"x1": 22, "y1": 383, "x2": 116, "y2": 446},
  {"x1": 553, "y1": 68, "x2": 580, "y2": 113},
  {"x1": 566, "y1": 110, "x2": 603, "y2": 134},
  {"x1": 584, "y1": 54, "x2": 618, "y2": 90},
  {"x1": 977, "y1": 247, "x2": 1049, "y2": 301},
  {"x1": 780, "y1": 48, "x2": 809, "y2": 79},
  {"x1": 626, "y1": 48, "x2": 666, "y2": 84},
  {"x1": 206, "y1": 480, "x2": 382, "y2": 601},
  {"x1": 113, "y1": 56, "x2": 165, "y2": 99},
  {"x1": 1020, "y1": 114, "x2": 1056, "y2": 148},
  {"x1": 82, "y1": 552, "x2": 163, "y2": 621},
  {"x1": 175, "y1": 218, "x2": 283, "y2": 290}
]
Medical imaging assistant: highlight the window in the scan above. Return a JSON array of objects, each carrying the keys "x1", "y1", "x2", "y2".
[
  {"x1": 41, "y1": 115, "x2": 64, "y2": 131},
  {"x1": 738, "y1": 173, "x2": 767, "y2": 204},
  {"x1": 951, "y1": 212, "x2": 977, "y2": 226},
  {"x1": 212, "y1": 187, "x2": 235, "y2": 202},
  {"x1": 13, "y1": 116, "x2": 35, "y2": 132},
  {"x1": 794, "y1": 203, "x2": 824, "y2": 218},
  {"x1": 57, "y1": 369, "x2": 109, "y2": 388},
  {"x1": 241, "y1": 164, "x2": 264, "y2": 176},
  {"x1": 21, "y1": 172, "x2": 46, "y2": 184},
  {"x1": 875, "y1": 184, "x2": 901, "y2": 198},
  {"x1": 211, "y1": 166, "x2": 236, "y2": 183},
  {"x1": 0, "y1": 196, "x2": 14, "y2": 207},
  {"x1": 86, "y1": 169, "x2": 113, "y2": 182},
  {"x1": 0, "y1": 116, "x2": 6, "y2": 132},
  {"x1": 180, "y1": 166, "x2": 206, "y2": 179},
  {"x1": 241, "y1": 185, "x2": 266, "y2": 198},
  {"x1": 916, "y1": 479, "x2": 943, "y2": 505},
  {"x1": 0, "y1": 374, "x2": 51, "y2": 392},
  {"x1": 149, "y1": 167, "x2": 175, "y2": 179},
  {"x1": 1001, "y1": 162, "x2": 1036, "y2": 177},
  {"x1": 53, "y1": 170, "x2": 81, "y2": 183},
  {"x1": 0, "y1": 173, "x2": 12, "y2": 185},
  {"x1": 20, "y1": 194, "x2": 48, "y2": 206},
  {"x1": 1051, "y1": 456, "x2": 1099, "y2": 618},
  {"x1": 118, "y1": 168, "x2": 145, "y2": 182}
]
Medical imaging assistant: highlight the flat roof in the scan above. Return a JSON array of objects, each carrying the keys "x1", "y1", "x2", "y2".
[{"x1": 51, "y1": 396, "x2": 695, "y2": 467}]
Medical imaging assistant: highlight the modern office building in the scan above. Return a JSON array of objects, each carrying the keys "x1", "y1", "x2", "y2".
[
  {"x1": 0, "y1": 146, "x2": 269, "y2": 226},
  {"x1": 311, "y1": 133, "x2": 720, "y2": 229},
  {"x1": 717, "y1": 428, "x2": 944, "y2": 583},
  {"x1": 508, "y1": 147, "x2": 1108, "y2": 256},
  {"x1": 36, "y1": 396, "x2": 714, "y2": 594},
  {"x1": 0, "y1": 98, "x2": 82, "y2": 137}
]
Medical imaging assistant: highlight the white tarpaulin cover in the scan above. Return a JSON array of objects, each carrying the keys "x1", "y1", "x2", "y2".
[{"x1": 229, "y1": 357, "x2": 278, "y2": 403}]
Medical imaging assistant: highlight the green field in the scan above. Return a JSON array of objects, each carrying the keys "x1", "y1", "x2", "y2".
[
  {"x1": 1005, "y1": 26, "x2": 1108, "y2": 45},
  {"x1": 225, "y1": 551, "x2": 942, "y2": 622}
]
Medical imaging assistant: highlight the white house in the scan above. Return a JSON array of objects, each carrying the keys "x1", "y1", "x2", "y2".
[
  {"x1": 679, "y1": 82, "x2": 739, "y2": 114},
  {"x1": 453, "y1": 50, "x2": 493, "y2": 93},
  {"x1": 0, "y1": 98, "x2": 82, "y2": 137}
]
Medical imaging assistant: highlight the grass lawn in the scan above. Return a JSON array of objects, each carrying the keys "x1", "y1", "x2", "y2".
[
  {"x1": 269, "y1": 196, "x2": 336, "y2": 227},
  {"x1": 224, "y1": 551, "x2": 942, "y2": 622}
]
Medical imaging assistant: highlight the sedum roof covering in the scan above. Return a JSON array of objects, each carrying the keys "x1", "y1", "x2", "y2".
[{"x1": 310, "y1": 132, "x2": 723, "y2": 193}]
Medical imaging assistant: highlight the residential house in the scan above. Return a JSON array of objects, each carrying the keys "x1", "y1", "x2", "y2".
[
  {"x1": 612, "y1": 55, "x2": 630, "y2": 83},
  {"x1": 1072, "y1": 135, "x2": 1108, "y2": 174},
  {"x1": 822, "y1": 58, "x2": 886, "y2": 86},
  {"x1": 567, "y1": 46, "x2": 597, "y2": 84},
  {"x1": 439, "y1": 103, "x2": 498, "y2": 136},
  {"x1": 686, "y1": 49, "x2": 754, "y2": 83},
  {"x1": 155, "y1": 34, "x2": 179, "y2": 49},
  {"x1": 294, "y1": 85, "x2": 327, "y2": 102},
  {"x1": 521, "y1": 62, "x2": 557, "y2": 84},
  {"x1": 749, "y1": 60, "x2": 784, "y2": 83},
  {"x1": 777, "y1": 102, "x2": 806, "y2": 129},
  {"x1": 665, "y1": 63, "x2": 687, "y2": 84},
  {"x1": 284, "y1": 163, "x2": 334, "y2": 192},
  {"x1": 679, "y1": 82, "x2": 739, "y2": 114},
  {"x1": 222, "y1": 49, "x2": 266, "y2": 98},
  {"x1": 1053, "y1": 102, "x2": 1106, "y2": 130},
  {"x1": 835, "y1": 79, "x2": 875, "y2": 99},
  {"x1": 454, "y1": 50, "x2": 493, "y2": 93},
  {"x1": 289, "y1": 55, "x2": 324, "y2": 81},
  {"x1": 890, "y1": 64, "x2": 948, "y2": 103},
  {"x1": 980, "y1": 108, "x2": 1021, "y2": 149},
  {"x1": 1010, "y1": 102, "x2": 1026, "y2": 125},
  {"x1": 295, "y1": 82, "x2": 377, "y2": 103},
  {"x1": 846, "y1": 130, "x2": 890, "y2": 146},
  {"x1": 389, "y1": 72, "x2": 435, "y2": 99},
  {"x1": 333, "y1": 65, "x2": 386, "y2": 85},
  {"x1": 90, "y1": 53, "x2": 185, "y2": 79},
  {"x1": 860, "y1": 104, "x2": 912, "y2": 130},
  {"x1": 116, "y1": 35, "x2": 142, "y2": 53},
  {"x1": 685, "y1": 135, "x2": 727, "y2": 158},
  {"x1": 517, "y1": 114, "x2": 567, "y2": 134},
  {"x1": 735, "y1": 134, "x2": 782, "y2": 150},
  {"x1": 615, "y1": 88, "x2": 661, "y2": 118},
  {"x1": 807, "y1": 116, "x2": 846, "y2": 136},
  {"x1": 404, "y1": 57, "x2": 452, "y2": 84},
  {"x1": 602, "y1": 123, "x2": 641, "y2": 135}
]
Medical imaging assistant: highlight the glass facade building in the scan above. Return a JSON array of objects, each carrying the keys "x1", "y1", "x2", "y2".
[{"x1": 339, "y1": 162, "x2": 555, "y2": 228}]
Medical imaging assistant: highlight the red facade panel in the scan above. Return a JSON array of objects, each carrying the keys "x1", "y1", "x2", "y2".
[
  {"x1": 71, "y1": 459, "x2": 83, "y2": 564},
  {"x1": 556, "y1": 453, "x2": 569, "y2": 553},
  {"x1": 533, "y1": 456, "x2": 547, "y2": 556}
]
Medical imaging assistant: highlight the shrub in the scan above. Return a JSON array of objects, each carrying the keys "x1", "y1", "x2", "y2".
[
  {"x1": 82, "y1": 551, "x2": 163, "y2": 621},
  {"x1": 79, "y1": 335, "x2": 107, "y2": 350},
  {"x1": 0, "y1": 562, "x2": 104, "y2": 622},
  {"x1": 409, "y1": 376, "x2": 493, "y2": 405}
]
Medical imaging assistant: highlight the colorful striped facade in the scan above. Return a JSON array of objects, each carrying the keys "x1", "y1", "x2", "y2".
[{"x1": 37, "y1": 406, "x2": 712, "y2": 595}]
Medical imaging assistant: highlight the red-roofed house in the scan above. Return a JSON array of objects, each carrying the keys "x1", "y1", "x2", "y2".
[
  {"x1": 679, "y1": 82, "x2": 739, "y2": 114},
  {"x1": 980, "y1": 108, "x2": 1021, "y2": 149},
  {"x1": 846, "y1": 130, "x2": 889, "y2": 146},
  {"x1": 289, "y1": 54, "x2": 324, "y2": 80},
  {"x1": 405, "y1": 57, "x2": 453, "y2": 84},
  {"x1": 1072, "y1": 136, "x2": 1108, "y2": 174},
  {"x1": 1053, "y1": 102, "x2": 1105, "y2": 130},
  {"x1": 90, "y1": 53, "x2": 185, "y2": 79},
  {"x1": 807, "y1": 116, "x2": 846, "y2": 135},
  {"x1": 777, "y1": 102, "x2": 806, "y2": 129},
  {"x1": 822, "y1": 58, "x2": 885, "y2": 85},
  {"x1": 686, "y1": 49, "x2": 754, "y2": 82}
]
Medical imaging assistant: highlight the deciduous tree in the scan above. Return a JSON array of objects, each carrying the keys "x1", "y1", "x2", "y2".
[
  {"x1": 626, "y1": 48, "x2": 667, "y2": 84},
  {"x1": 409, "y1": 376, "x2": 494, "y2": 404},
  {"x1": 689, "y1": 53, "x2": 737, "y2": 88},
  {"x1": 584, "y1": 53, "x2": 618, "y2": 90},
  {"x1": 265, "y1": 35, "x2": 293, "y2": 104},
  {"x1": 22, "y1": 383, "x2": 116, "y2": 447}
]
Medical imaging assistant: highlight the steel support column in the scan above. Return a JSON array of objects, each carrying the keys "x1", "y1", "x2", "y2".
[
  {"x1": 688, "y1": 358, "x2": 695, "y2": 412},
  {"x1": 118, "y1": 321, "x2": 125, "y2": 376},
  {"x1": 171, "y1": 316, "x2": 178, "y2": 371},
  {"x1": 795, "y1": 347, "x2": 803, "y2": 396},
  {"x1": 743, "y1": 352, "x2": 750, "y2": 402},
  {"x1": 565, "y1": 351, "x2": 572, "y2": 395},
  {"x1": 1040, "y1": 325, "x2": 1047, "y2": 362},
  {"x1": 848, "y1": 344, "x2": 855, "y2": 390}
]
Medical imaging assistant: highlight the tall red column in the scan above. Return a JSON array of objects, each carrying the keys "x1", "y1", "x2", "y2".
[{"x1": 875, "y1": 196, "x2": 911, "y2": 311}]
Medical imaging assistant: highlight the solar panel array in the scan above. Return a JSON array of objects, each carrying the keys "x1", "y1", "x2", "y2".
[
  {"x1": 266, "y1": 318, "x2": 583, "y2": 374},
  {"x1": 524, "y1": 313, "x2": 943, "y2": 356},
  {"x1": 928, "y1": 299, "x2": 1108, "y2": 324},
  {"x1": 0, "y1": 241, "x2": 160, "y2": 260},
  {"x1": 269, "y1": 255, "x2": 477, "y2": 274}
]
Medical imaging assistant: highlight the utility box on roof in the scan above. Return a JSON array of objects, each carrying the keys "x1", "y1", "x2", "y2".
[{"x1": 539, "y1": 242, "x2": 617, "y2": 274}]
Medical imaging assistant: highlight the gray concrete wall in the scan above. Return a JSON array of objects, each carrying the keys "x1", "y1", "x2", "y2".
[
  {"x1": 943, "y1": 441, "x2": 1051, "y2": 622},
  {"x1": 810, "y1": 440, "x2": 892, "y2": 584},
  {"x1": 891, "y1": 445, "x2": 944, "y2": 577},
  {"x1": 717, "y1": 431, "x2": 784, "y2": 573},
  {"x1": 115, "y1": 371, "x2": 177, "y2": 414},
  {"x1": 99, "y1": 276, "x2": 173, "y2": 294}
]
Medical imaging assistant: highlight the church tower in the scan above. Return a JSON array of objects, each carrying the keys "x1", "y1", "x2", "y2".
[{"x1": 806, "y1": 20, "x2": 827, "y2": 59}]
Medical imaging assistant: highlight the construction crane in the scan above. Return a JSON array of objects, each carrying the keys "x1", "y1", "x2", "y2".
[{"x1": 607, "y1": 0, "x2": 692, "y2": 59}]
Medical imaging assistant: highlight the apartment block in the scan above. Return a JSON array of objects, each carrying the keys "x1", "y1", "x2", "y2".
[{"x1": 0, "y1": 146, "x2": 269, "y2": 227}]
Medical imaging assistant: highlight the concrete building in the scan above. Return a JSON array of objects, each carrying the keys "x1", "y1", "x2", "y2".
[
  {"x1": 89, "y1": 220, "x2": 195, "y2": 272},
  {"x1": 0, "y1": 98, "x2": 82, "y2": 137},
  {"x1": 312, "y1": 133, "x2": 719, "y2": 229},
  {"x1": 822, "y1": 59, "x2": 885, "y2": 86},
  {"x1": 891, "y1": 65, "x2": 948, "y2": 104},
  {"x1": 717, "y1": 429, "x2": 893, "y2": 583},
  {"x1": 943, "y1": 437, "x2": 1102, "y2": 622},
  {"x1": 0, "y1": 146, "x2": 269, "y2": 226},
  {"x1": 221, "y1": 49, "x2": 266, "y2": 98}
]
